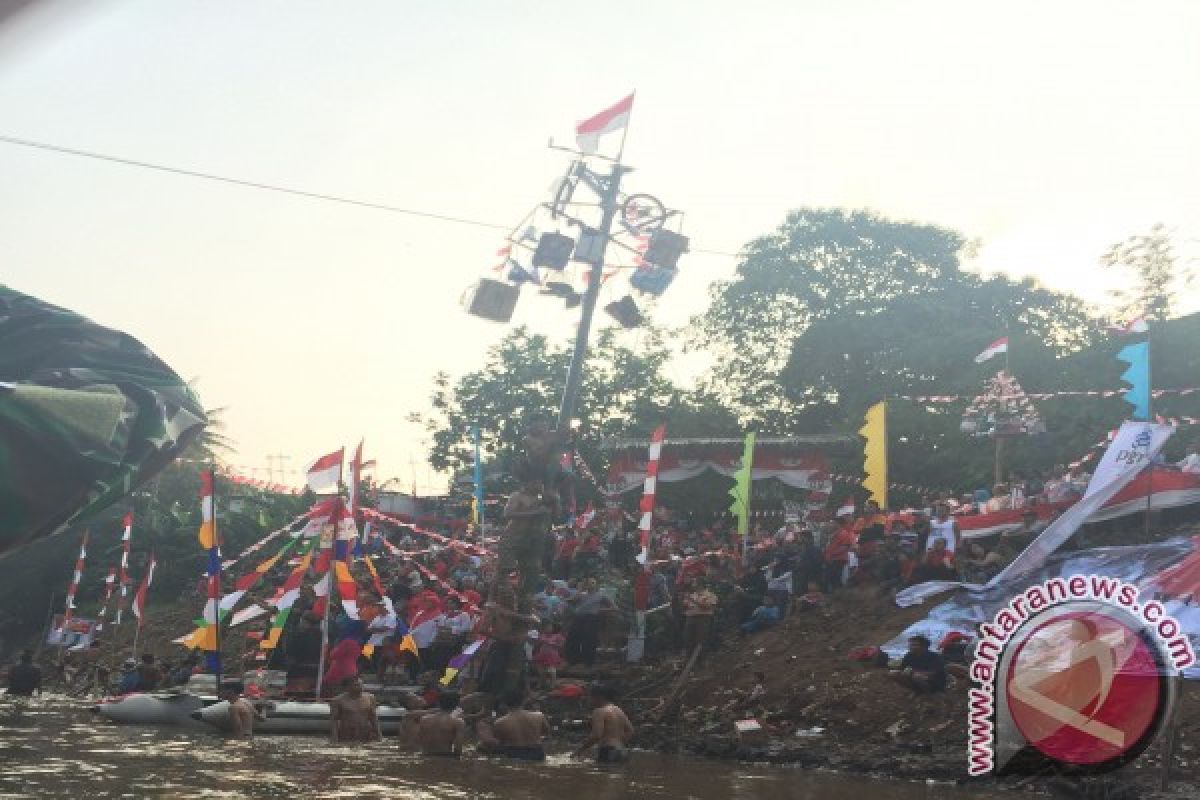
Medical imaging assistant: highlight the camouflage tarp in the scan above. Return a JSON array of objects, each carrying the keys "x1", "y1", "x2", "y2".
[{"x1": 0, "y1": 285, "x2": 205, "y2": 555}]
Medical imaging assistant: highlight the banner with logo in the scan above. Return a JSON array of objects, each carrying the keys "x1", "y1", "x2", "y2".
[
  {"x1": 896, "y1": 421, "x2": 1174, "y2": 607},
  {"x1": 882, "y1": 535, "x2": 1200, "y2": 680},
  {"x1": 606, "y1": 446, "x2": 827, "y2": 495},
  {"x1": 46, "y1": 615, "x2": 98, "y2": 649}
]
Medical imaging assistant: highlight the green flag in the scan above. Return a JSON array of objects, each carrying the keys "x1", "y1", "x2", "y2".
[
  {"x1": 728, "y1": 432, "x2": 756, "y2": 536},
  {"x1": 0, "y1": 285, "x2": 206, "y2": 555}
]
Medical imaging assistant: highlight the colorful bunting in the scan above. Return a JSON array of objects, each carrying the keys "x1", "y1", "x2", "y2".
[
  {"x1": 860, "y1": 402, "x2": 887, "y2": 508},
  {"x1": 728, "y1": 432, "x2": 756, "y2": 536},
  {"x1": 1118, "y1": 341, "x2": 1151, "y2": 421},
  {"x1": 261, "y1": 539, "x2": 316, "y2": 651}
]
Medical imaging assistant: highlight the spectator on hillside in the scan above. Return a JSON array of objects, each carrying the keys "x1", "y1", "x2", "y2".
[
  {"x1": 1177, "y1": 443, "x2": 1200, "y2": 474},
  {"x1": 888, "y1": 635, "x2": 946, "y2": 693},
  {"x1": 681, "y1": 579, "x2": 718, "y2": 656},
  {"x1": 823, "y1": 513, "x2": 858, "y2": 590},
  {"x1": 739, "y1": 595, "x2": 782, "y2": 635}
]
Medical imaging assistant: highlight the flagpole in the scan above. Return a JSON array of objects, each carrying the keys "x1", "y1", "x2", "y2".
[
  {"x1": 212, "y1": 468, "x2": 223, "y2": 693},
  {"x1": 315, "y1": 457, "x2": 344, "y2": 700}
]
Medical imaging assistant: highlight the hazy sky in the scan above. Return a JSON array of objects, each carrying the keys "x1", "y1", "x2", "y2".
[{"x1": 2, "y1": 1, "x2": 1198, "y2": 491}]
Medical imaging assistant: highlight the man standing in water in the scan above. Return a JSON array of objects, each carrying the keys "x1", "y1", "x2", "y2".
[
  {"x1": 572, "y1": 684, "x2": 634, "y2": 764},
  {"x1": 476, "y1": 690, "x2": 551, "y2": 761},
  {"x1": 5, "y1": 650, "x2": 42, "y2": 697},
  {"x1": 328, "y1": 676, "x2": 382, "y2": 743},
  {"x1": 417, "y1": 691, "x2": 465, "y2": 757},
  {"x1": 221, "y1": 681, "x2": 265, "y2": 739}
]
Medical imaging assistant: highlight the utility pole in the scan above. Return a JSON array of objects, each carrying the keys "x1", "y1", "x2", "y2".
[{"x1": 556, "y1": 162, "x2": 628, "y2": 429}]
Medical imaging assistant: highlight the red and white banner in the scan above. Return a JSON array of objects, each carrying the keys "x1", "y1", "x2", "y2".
[
  {"x1": 576, "y1": 92, "x2": 634, "y2": 154},
  {"x1": 974, "y1": 337, "x2": 1009, "y2": 363},
  {"x1": 305, "y1": 447, "x2": 344, "y2": 492},
  {"x1": 59, "y1": 530, "x2": 89, "y2": 635},
  {"x1": 607, "y1": 446, "x2": 828, "y2": 496},
  {"x1": 131, "y1": 554, "x2": 156, "y2": 624},
  {"x1": 635, "y1": 424, "x2": 666, "y2": 564},
  {"x1": 115, "y1": 513, "x2": 133, "y2": 625}
]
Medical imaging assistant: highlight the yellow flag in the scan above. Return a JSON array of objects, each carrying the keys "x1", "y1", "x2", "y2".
[{"x1": 859, "y1": 401, "x2": 887, "y2": 509}]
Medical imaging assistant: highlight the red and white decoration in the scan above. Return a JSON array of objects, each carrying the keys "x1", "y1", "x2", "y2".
[
  {"x1": 131, "y1": 554, "x2": 157, "y2": 624},
  {"x1": 115, "y1": 513, "x2": 133, "y2": 625},
  {"x1": 974, "y1": 337, "x2": 1009, "y2": 364},
  {"x1": 607, "y1": 446, "x2": 828, "y2": 496},
  {"x1": 305, "y1": 448, "x2": 344, "y2": 492},
  {"x1": 1108, "y1": 317, "x2": 1149, "y2": 335},
  {"x1": 94, "y1": 566, "x2": 117, "y2": 633},
  {"x1": 59, "y1": 530, "x2": 88, "y2": 635},
  {"x1": 576, "y1": 92, "x2": 634, "y2": 154},
  {"x1": 635, "y1": 425, "x2": 666, "y2": 565}
]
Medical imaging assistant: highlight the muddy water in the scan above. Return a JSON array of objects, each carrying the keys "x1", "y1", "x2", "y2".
[{"x1": 0, "y1": 696, "x2": 1007, "y2": 799}]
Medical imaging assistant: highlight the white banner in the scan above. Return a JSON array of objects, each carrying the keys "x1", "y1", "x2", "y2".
[{"x1": 896, "y1": 421, "x2": 1174, "y2": 607}]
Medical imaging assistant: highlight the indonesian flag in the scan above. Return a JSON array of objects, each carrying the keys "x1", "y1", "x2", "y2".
[
  {"x1": 1108, "y1": 317, "x2": 1148, "y2": 335},
  {"x1": 575, "y1": 503, "x2": 597, "y2": 530},
  {"x1": 836, "y1": 501, "x2": 856, "y2": 517},
  {"x1": 576, "y1": 92, "x2": 634, "y2": 154},
  {"x1": 131, "y1": 555, "x2": 156, "y2": 624},
  {"x1": 305, "y1": 447, "x2": 344, "y2": 492},
  {"x1": 974, "y1": 337, "x2": 1009, "y2": 364}
]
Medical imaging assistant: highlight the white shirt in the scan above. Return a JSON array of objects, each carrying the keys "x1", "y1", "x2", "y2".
[
  {"x1": 1179, "y1": 453, "x2": 1200, "y2": 474},
  {"x1": 927, "y1": 518, "x2": 958, "y2": 554},
  {"x1": 440, "y1": 611, "x2": 474, "y2": 636},
  {"x1": 410, "y1": 618, "x2": 439, "y2": 649}
]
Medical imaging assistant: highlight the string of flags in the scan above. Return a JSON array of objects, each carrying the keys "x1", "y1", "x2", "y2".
[
  {"x1": 899, "y1": 387, "x2": 1200, "y2": 403},
  {"x1": 362, "y1": 507, "x2": 494, "y2": 558}
]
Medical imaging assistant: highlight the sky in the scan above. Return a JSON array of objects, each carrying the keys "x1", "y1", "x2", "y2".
[{"x1": 1, "y1": 1, "x2": 1198, "y2": 492}]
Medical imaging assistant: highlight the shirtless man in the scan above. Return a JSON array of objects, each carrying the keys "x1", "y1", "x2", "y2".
[
  {"x1": 221, "y1": 682, "x2": 266, "y2": 739},
  {"x1": 328, "y1": 676, "x2": 382, "y2": 743},
  {"x1": 476, "y1": 690, "x2": 551, "y2": 761},
  {"x1": 572, "y1": 684, "x2": 634, "y2": 764},
  {"x1": 416, "y1": 691, "x2": 465, "y2": 757},
  {"x1": 499, "y1": 470, "x2": 553, "y2": 612}
]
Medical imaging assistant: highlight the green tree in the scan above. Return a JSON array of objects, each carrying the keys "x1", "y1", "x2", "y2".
[
  {"x1": 1101, "y1": 224, "x2": 1195, "y2": 322},
  {"x1": 412, "y1": 325, "x2": 737, "y2": 491}
]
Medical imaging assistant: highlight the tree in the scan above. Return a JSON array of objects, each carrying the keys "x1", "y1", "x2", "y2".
[
  {"x1": 1101, "y1": 224, "x2": 1195, "y2": 322},
  {"x1": 412, "y1": 325, "x2": 737, "y2": 491},
  {"x1": 690, "y1": 208, "x2": 970, "y2": 429}
]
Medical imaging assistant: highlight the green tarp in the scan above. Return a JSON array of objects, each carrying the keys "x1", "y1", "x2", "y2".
[{"x1": 0, "y1": 285, "x2": 206, "y2": 555}]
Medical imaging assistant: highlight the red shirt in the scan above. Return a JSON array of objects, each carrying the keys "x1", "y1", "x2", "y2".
[
  {"x1": 824, "y1": 527, "x2": 858, "y2": 563},
  {"x1": 556, "y1": 537, "x2": 580, "y2": 560},
  {"x1": 580, "y1": 534, "x2": 601, "y2": 553},
  {"x1": 461, "y1": 589, "x2": 482, "y2": 608}
]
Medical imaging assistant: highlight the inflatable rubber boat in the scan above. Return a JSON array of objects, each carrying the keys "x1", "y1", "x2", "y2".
[
  {"x1": 93, "y1": 691, "x2": 218, "y2": 726},
  {"x1": 194, "y1": 699, "x2": 408, "y2": 735}
]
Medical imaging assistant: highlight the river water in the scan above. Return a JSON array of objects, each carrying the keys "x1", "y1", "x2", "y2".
[{"x1": 0, "y1": 696, "x2": 1007, "y2": 799}]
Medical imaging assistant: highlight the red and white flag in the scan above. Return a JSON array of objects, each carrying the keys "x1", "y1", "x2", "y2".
[
  {"x1": 305, "y1": 447, "x2": 344, "y2": 492},
  {"x1": 974, "y1": 337, "x2": 1009, "y2": 364},
  {"x1": 576, "y1": 93, "x2": 634, "y2": 154},
  {"x1": 131, "y1": 554, "x2": 156, "y2": 625},
  {"x1": 1108, "y1": 317, "x2": 1148, "y2": 335},
  {"x1": 348, "y1": 440, "x2": 364, "y2": 516},
  {"x1": 836, "y1": 501, "x2": 856, "y2": 518},
  {"x1": 636, "y1": 424, "x2": 666, "y2": 564}
]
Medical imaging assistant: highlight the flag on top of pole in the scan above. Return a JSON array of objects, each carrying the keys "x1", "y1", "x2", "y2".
[
  {"x1": 348, "y1": 440, "x2": 363, "y2": 517},
  {"x1": 305, "y1": 447, "x2": 344, "y2": 492},
  {"x1": 1118, "y1": 341, "x2": 1151, "y2": 421},
  {"x1": 576, "y1": 93, "x2": 634, "y2": 154},
  {"x1": 131, "y1": 554, "x2": 157, "y2": 625},
  {"x1": 974, "y1": 337, "x2": 1009, "y2": 364}
]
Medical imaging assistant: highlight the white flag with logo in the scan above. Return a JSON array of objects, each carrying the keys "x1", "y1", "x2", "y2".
[{"x1": 896, "y1": 421, "x2": 1174, "y2": 607}]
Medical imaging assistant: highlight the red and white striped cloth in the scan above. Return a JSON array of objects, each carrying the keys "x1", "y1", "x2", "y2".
[
  {"x1": 131, "y1": 554, "x2": 157, "y2": 625},
  {"x1": 576, "y1": 92, "x2": 634, "y2": 154},
  {"x1": 60, "y1": 530, "x2": 89, "y2": 635},
  {"x1": 94, "y1": 566, "x2": 117, "y2": 633},
  {"x1": 115, "y1": 513, "x2": 133, "y2": 625},
  {"x1": 636, "y1": 424, "x2": 666, "y2": 564}
]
